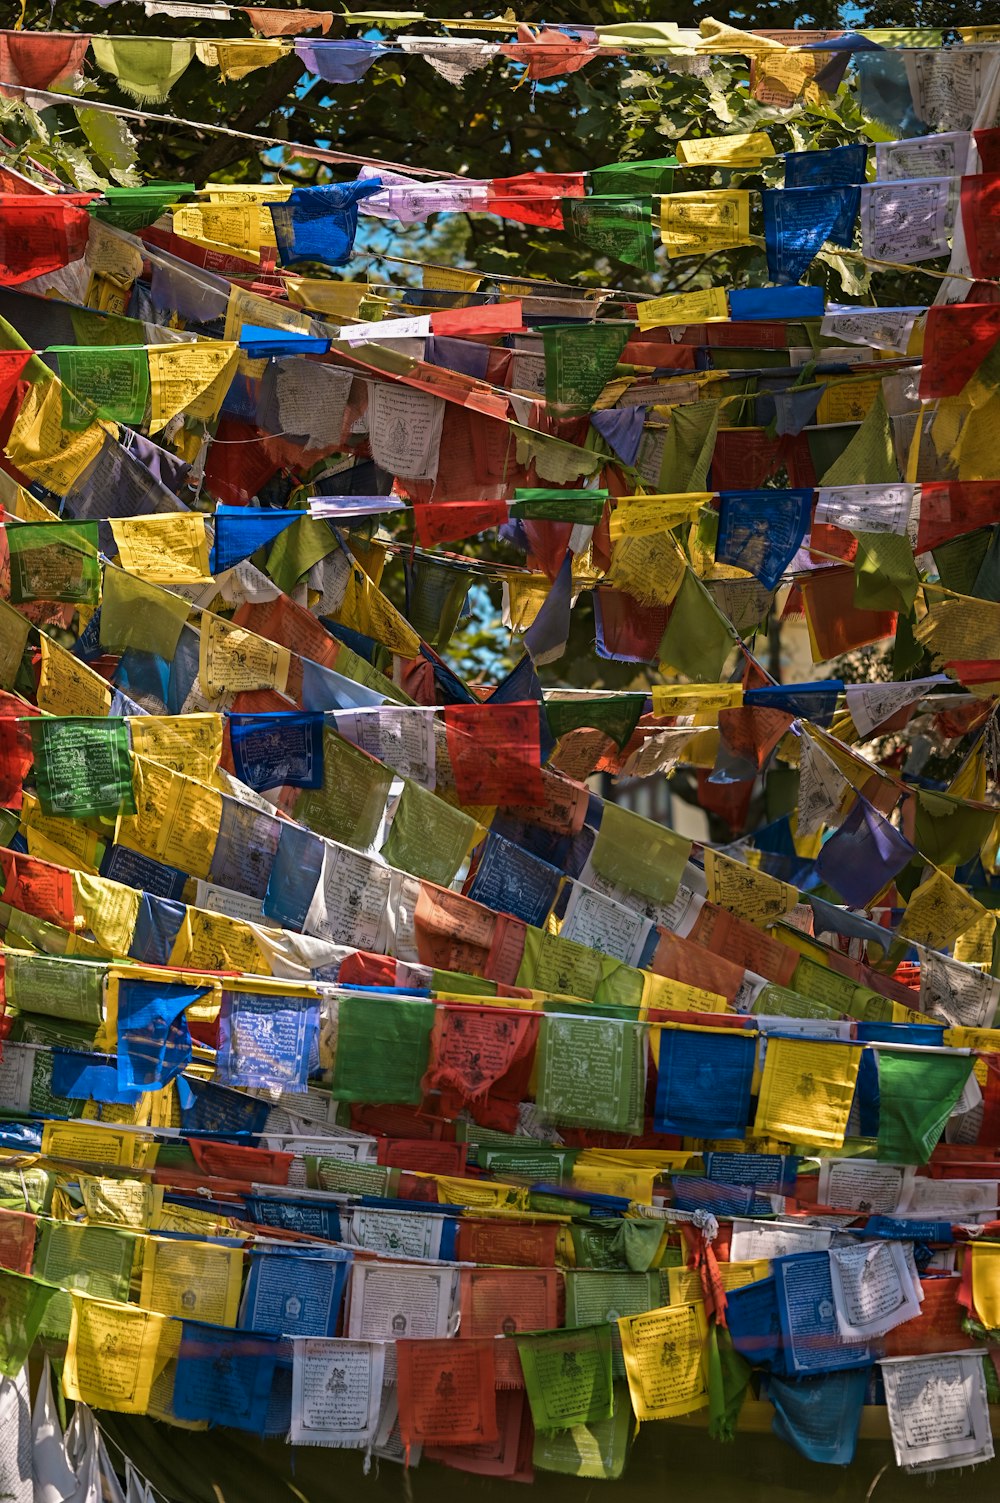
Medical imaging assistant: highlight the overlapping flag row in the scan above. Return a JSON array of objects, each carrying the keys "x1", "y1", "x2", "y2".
[{"x1": 1, "y1": 14, "x2": 1000, "y2": 1492}]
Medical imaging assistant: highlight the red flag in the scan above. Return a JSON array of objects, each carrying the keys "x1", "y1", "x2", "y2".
[
  {"x1": 432, "y1": 302, "x2": 523, "y2": 337},
  {"x1": 0, "y1": 33, "x2": 90, "y2": 92},
  {"x1": 444, "y1": 701, "x2": 545, "y2": 805},
  {"x1": 961, "y1": 174, "x2": 1000, "y2": 280},
  {"x1": 920, "y1": 303, "x2": 1000, "y2": 399},
  {"x1": 0, "y1": 198, "x2": 91, "y2": 285},
  {"x1": 799, "y1": 565, "x2": 896, "y2": 659},
  {"x1": 487, "y1": 172, "x2": 586, "y2": 228},
  {"x1": 917, "y1": 480, "x2": 1000, "y2": 550},
  {"x1": 396, "y1": 1337, "x2": 499, "y2": 1451}
]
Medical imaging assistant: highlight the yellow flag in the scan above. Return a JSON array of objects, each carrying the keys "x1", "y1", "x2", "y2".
[
  {"x1": 129, "y1": 713, "x2": 223, "y2": 783},
  {"x1": 704, "y1": 848, "x2": 800, "y2": 925},
  {"x1": 435, "y1": 1177, "x2": 528, "y2": 1211},
  {"x1": 21, "y1": 793, "x2": 104, "y2": 873},
  {"x1": 64, "y1": 1295, "x2": 170, "y2": 1413},
  {"x1": 199, "y1": 612, "x2": 291, "y2": 699},
  {"x1": 606, "y1": 533, "x2": 686, "y2": 607},
  {"x1": 753, "y1": 1037, "x2": 862, "y2": 1149},
  {"x1": 139, "y1": 1236, "x2": 243, "y2": 1326},
  {"x1": 640, "y1": 974, "x2": 729, "y2": 1023},
  {"x1": 333, "y1": 564, "x2": 422, "y2": 657},
  {"x1": 659, "y1": 192, "x2": 751, "y2": 259},
  {"x1": 167, "y1": 906, "x2": 265, "y2": 975},
  {"x1": 638, "y1": 287, "x2": 728, "y2": 329},
  {"x1": 224, "y1": 286, "x2": 312, "y2": 343},
  {"x1": 955, "y1": 909, "x2": 998, "y2": 966},
  {"x1": 503, "y1": 574, "x2": 552, "y2": 632},
  {"x1": 37, "y1": 635, "x2": 112, "y2": 717},
  {"x1": 72, "y1": 871, "x2": 141, "y2": 956},
  {"x1": 284, "y1": 277, "x2": 385, "y2": 319},
  {"x1": 618, "y1": 1302, "x2": 709, "y2": 1419},
  {"x1": 971, "y1": 1244, "x2": 1000, "y2": 1330},
  {"x1": 110, "y1": 515, "x2": 211, "y2": 584},
  {"x1": 41, "y1": 1121, "x2": 137, "y2": 1166},
  {"x1": 422, "y1": 267, "x2": 483, "y2": 292},
  {"x1": 667, "y1": 1260, "x2": 769, "y2": 1305},
  {"x1": 117, "y1": 755, "x2": 222, "y2": 881},
  {"x1": 171, "y1": 204, "x2": 263, "y2": 262},
  {"x1": 5, "y1": 377, "x2": 106, "y2": 496},
  {"x1": 676, "y1": 132, "x2": 775, "y2": 166},
  {"x1": 651, "y1": 682, "x2": 743, "y2": 715},
  {"x1": 898, "y1": 869, "x2": 987, "y2": 953},
  {"x1": 147, "y1": 343, "x2": 240, "y2": 433},
  {"x1": 571, "y1": 1162, "x2": 656, "y2": 1202},
  {"x1": 609, "y1": 494, "x2": 710, "y2": 540},
  {"x1": 80, "y1": 1174, "x2": 164, "y2": 1229},
  {"x1": 195, "y1": 37, "x2": 290, "y2": 79}
]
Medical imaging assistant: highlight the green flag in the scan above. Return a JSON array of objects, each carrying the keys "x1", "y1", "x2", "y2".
[
  {"x1": 53, "y1": 346, "x2": 150, "y2": 429},
  {"x1": 659, "y1": 400, "x2": 720, "y2": 493},
  {"x1": 30, "y1": 717, "x2": 136, "y2": 821},
  {"x1": 563, "y1": 195, "x2": 656, "y2": 273},
  {"x1": 819, "y1": 390, "x2": 897, "y2": 487},
  {"x1": 99, "y1": 570, "x2": 190, "y2": 659},
  {"x1": 266, "y1": 517, "x2": 338, "y2": 596},
  {"x1": 294, "y1": 730, "x2": 392, "y2": 850},
  {"x1": 5, "y1": 954, "x2": 106, "y2": 1026},
  {"x1": 565, "y1": 1271, "x2": 663, "y2": 1377},
  {"x1": 90, "y1": 183, "x2": 196, "y2": 232},
  {"x1": 543, "y1": 323, "x2": 630, "y2": 414},
  {"x1": 592, "y1": 156, "x2": 676, "y2": 196},
  {"x1": 0, "y1": 1270, "x2": 58, "y2": 1376},
  {"x1": 380, "y1": 779, "x2": 479, "y2": 886},
  {"x1": 658, "y1": 568, "x2": 737, "y2": 681},
  {"x1": 532, "y1": 1383, "x2": 634, "y2": 1479},
  {"x1": 876, "y1": 1051, "x2": 973, "y2": 1163},
  {"x1": 7, "y1": 521, "x2": 100, "y2": 607},
  {"x1": 331, "y1": 996, "x2": 435, "y2": 1104},
  {"x1": 854, "y1": 532, "x2": 919, "y2": 612},
  {"x1": 516, "y1": 1324, "x2": 614, "y2": 1430},
  {"x1": 511, "y1": 489, "x2": 609, "y2": 525},
  {"x1": 915, "y1": 789, "x2": 997, "y2": 868},
  {"x1": 589, "y1": 798, "x2": 690, "y2": 906},
  {"x1": 545, "y1": 694, "x2": 645, "y2": 750},
  {"x1": 535, "y1": 1014, "x2": 646, "y2": 1133}
]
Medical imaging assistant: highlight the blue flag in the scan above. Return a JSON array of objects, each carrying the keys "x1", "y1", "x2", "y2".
[
  {"x1": 654, "y1": 1028, "x2": 755, "y2": 1137},
  {"x1": 294, "y1": 39, "x2": 382, "y2": 83},
  {"x1": 816, "y1": 795, "x2": 916, "y2": 907},
  {"x1": 745, "y1": 681, "x2": 844, "y2": 725},
  {"x1": 726, "y1": 1277, "x2": 786, "y2": 1373},
  {"x1": 729, "y1": 286, "x2": 824, "y2": 321},
  {"x1": 51, "y1": 1049, "x2": 145, "y2": 1107},
  {"x1": 263, "y1": 822, "x2": 325, "y2": 929},
  {"x1": 128, "y1": 893, "x2": 187, "y2": 965},
  {"x1": 269, "y1": 180, "x2": 384, "y2": 269},
  {"x1": 229, "y1": 712, "x2": 325, "y2": 793},
  {"x1": 174, "y1": 1323, "x2": 282, "y2": 1431},
  {"x1": 212, "y1": 506, "x2": 303, "y2": 573},
  {"x1": 216, "y1": 990, "x2": 319, "y2": 1091},
  {"x1": 239, "y1": 1247, "x2": 352, "y2": 1338},
  {"x1": 783, "y1": 144, "x2": 867, "y2": 246},
  {"x1": 763, "y1": 185, "x2": 861, "y2": 284},
  {"x1": 176, "y1": 1076, "x2": 269, "y2": 1141},
  {"x1": 773, "y1": 1254, "x2": 871, "y2": 1375},
  {"x1": 116, "y1": 978, "x2": 207, "y2": 1090},
  {"x1": 466, "y1": 831, "x2": 563, "y2": 927},
  {"x1": 767, "y1": 1368, "x2": 870, "y2": 1464},
  {"x1": 715, "y1": 490, "x2": 812, "y2": 589}
]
